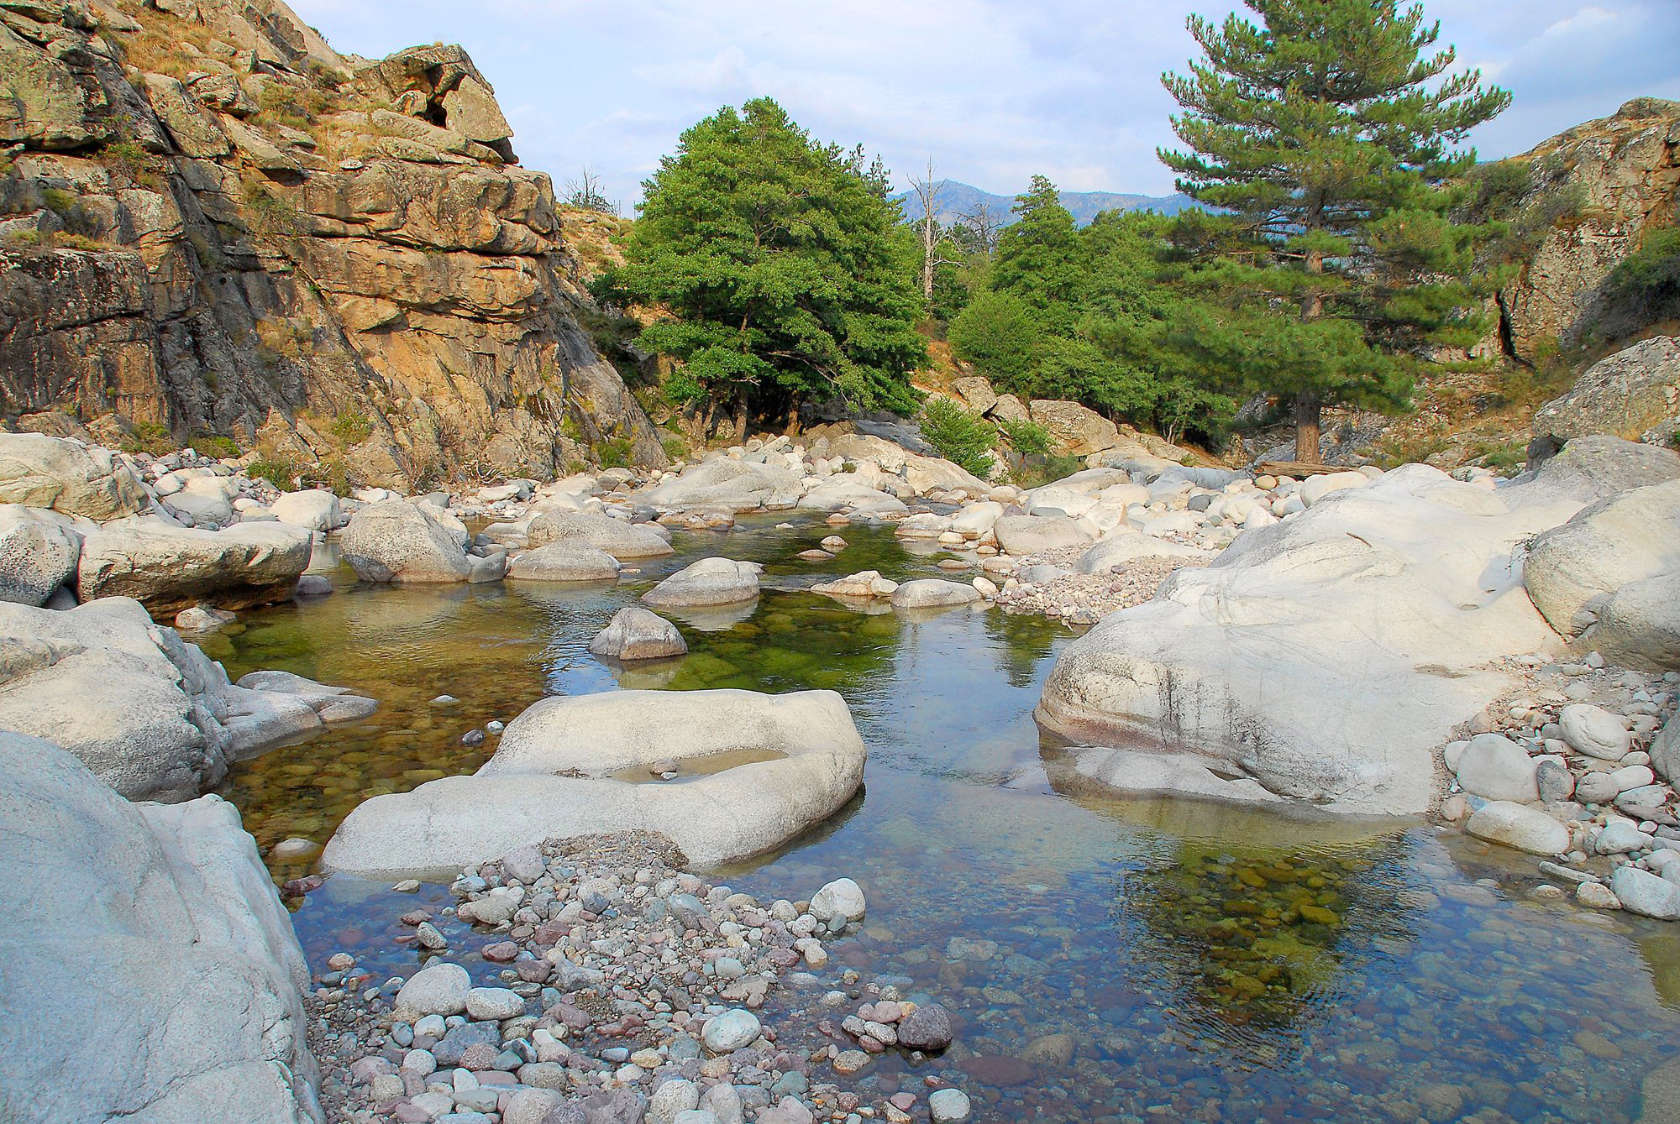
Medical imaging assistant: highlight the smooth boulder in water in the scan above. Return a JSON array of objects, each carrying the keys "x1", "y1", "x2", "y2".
[
  {"x1": 1465, "y1": 800, "x2": 1571, "y2": 855},
  {"x1": 812, "y1": 570, "x2": 898, "y2": 600},
  {"x1": 643, "y1": 557, "x2": 762, "y2": 608},
  {"x1": 1037, "y1": 465, "x2": 1582, "y2": 816},
  {"x1": 340, "y1": 500, "x2": 475, "y2": 583},
  {"x1": 588, "y1": 606, "x2": 687, "y2": 661},
  {"x1": 524, "y1": 509, "x2": 673, "y2": 560},
  {"x1": 77, "y1": 518, "x2": 312, "y2": 617},
  {"x1": 889, "y1": 579, "x2": 980, "y2": 610},
  {"x1": 321, "y1": 688, "x2": 869, "y2": 877},
  {"x1": 506, "y1": 543, "x2": 621, "y2": 582}
]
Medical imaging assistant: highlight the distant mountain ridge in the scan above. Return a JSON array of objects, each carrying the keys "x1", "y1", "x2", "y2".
[{"x1": 889, "y1": 179, "x2": 1198, "y2": 228}]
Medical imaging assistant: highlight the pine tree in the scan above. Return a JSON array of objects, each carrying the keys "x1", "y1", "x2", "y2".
[
  {"x1": 1160, "y1": 0, "x2": 1510, "y2": 463},
  {"x1": 991, "y1": 176, "x2": 1085, "y2": 336}
]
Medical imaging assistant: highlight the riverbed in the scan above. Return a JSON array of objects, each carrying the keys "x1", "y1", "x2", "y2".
[{"x1": 209, "y1": 517, "x2": 1680, "y2": 1121}]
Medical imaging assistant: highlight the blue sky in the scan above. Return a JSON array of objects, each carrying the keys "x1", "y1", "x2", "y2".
[{"x1": 289, "y1": 0, "x2": 1680, "y2": 210}]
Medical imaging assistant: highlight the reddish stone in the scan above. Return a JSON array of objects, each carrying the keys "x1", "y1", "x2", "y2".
[
  {"x1": 459, "y1": 1043, "x2": 498, "y2": 1071},
  {"x1": 400, "y1": 910, "x2": 431, "y2": 926},
  {"x1": 960, "y1": 1055, "x2": 1037, "y2": 1087},
  {"x1": 482, "y1": 941, "x2": 519, "y2": 962}
]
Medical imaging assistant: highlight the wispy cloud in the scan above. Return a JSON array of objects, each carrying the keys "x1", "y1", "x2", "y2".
[{"x1": 287, "y1": 0, "x2": 1680, "y2": 209}]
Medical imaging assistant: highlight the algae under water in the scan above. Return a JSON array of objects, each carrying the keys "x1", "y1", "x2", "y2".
[{"x1": 215, "y1": 517, "x2": 1680, "y2": 1121}]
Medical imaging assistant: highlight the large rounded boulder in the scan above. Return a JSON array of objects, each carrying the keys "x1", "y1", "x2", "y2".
[
  {"x1": 642, "y1": 557, "x2": 762, "y2": 608},
  {"x1": 1523, "y1": 478, "x2": 1680, "y2": 650},
  {"x1": 0, "y1": 504, "x2": 82, "y2": 605},
  {"x1": 588, "y1": 606, "x2": 686, "y2": 661},
  {"x1": 0, "y1": 433, "x2": 147, "y2": 520},
  {"x1": 76, "y1": 518, "x2": 312, "y2": 617},
  {"x1": 525, "y1": 510, "x2": 673, "y2": 559},
  {"x1": 321, "y1": 689, "x2": 869, "y2": 877},
  {"x1": 505, "y1": 543, "x2": 621, "y2": 583},
  {"x1": 340, "y1": 500, "x2": 473, "y2": 583},
  {"x1": 1036, "y1": 466, "x2": 1572, "y2": 816},
  {"x1": 0, "y1": 732, "x2": 321, "y2": 1121}
]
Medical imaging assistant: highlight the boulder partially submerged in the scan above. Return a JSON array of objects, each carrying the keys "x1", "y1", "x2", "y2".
[
  {"x1": 0, "y1": 598, "x2": 372, "y2": 800},
  {"x1": 643, "y1": 557, "x2": 762, "y2": 608},
  {"x1": 890, "y1": 579, "x2": 981, "y2": 610},
  {"x1": 0, "y1": 732, "x2": 321, "y2": 1122},
  {"x1": 811, "y1": 570, "x2": 899, "y2": 600},
  {"x1": 321, "y1": 689, "x2": 868, "y2": 877},
  {"x1": 341, "y1": 499, "x2": 501, "y2": 583},
  {"x1": 76, "y1": 518, "x2": 312, "y2": 617},
  {"x1": 505, "y1": 543, "x2": 621, "y2": 583},
  {"x1": 524, "y1": 510, "x2": 673, "y2": 559},
  {"x1": 1036, "y1": 465, "x2": 1584, "y2": 815},
  {"x1": 588, "y1": 607, "x2": 687, "y2": 661}
]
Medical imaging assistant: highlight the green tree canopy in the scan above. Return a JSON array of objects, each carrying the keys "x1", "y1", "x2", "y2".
[
  {"x1": 947, "y1": 289, "x2": 1044, "y2": 389},
  {"x1": 596, "y1": 97, "x2": 925, "y2": 440},
  {"x1": 991, "y1": 176, "x2": 1085, "y2": 335},
  {"x1": 1160, "y1": 0, "x2": 1510, "y2": 462}
]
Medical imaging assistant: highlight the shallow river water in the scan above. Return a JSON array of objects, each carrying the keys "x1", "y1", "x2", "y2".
[{"x1": 211, "y1": 518, "x2": 1680, "y2": 1122}]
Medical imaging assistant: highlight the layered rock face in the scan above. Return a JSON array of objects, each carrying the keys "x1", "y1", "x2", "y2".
[
  {"x1": 1489, "y1": 98, "x2": 1680, "y2": 362},
  {"x1": 0, "y1": 0, "x2": 664, "y2": 487}
]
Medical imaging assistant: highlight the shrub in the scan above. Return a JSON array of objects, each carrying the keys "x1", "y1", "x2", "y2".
[
  {"x1": 243, "y1": 182, "x2": 305, "y2": 240},
  {"x1": 119, "y1": 422, "x2": 175, "y2": 455},
  {"x1": 1594, "y1": 226, "x2": 1680, "y2": 341},
  {"x1": 919, "y1": 397, "x2": 994, "y2": 478},
  {"x1": 996, "y1": 418, "x2": 1052, "y2": 456},
  {"x1": 246, "y1": 456, "x2": 300, "y2": 490},
  {"x1": 947, "y1": 290, "x2": 1043, "y2": 391},
  {"x1": 300, "y1": 456, "x2": 352, "y2": 496},
  {"x1": 596, "y1": 437, "x2": 634, "y2": 468},
  {"x1": 189, "y1": 434, "x2": 239, "y2": 458},
  {"x1": 660, "y1": 433, "x2": 689, "y2": 461},
  {"x1": 1011, "y1": 452, "x2": 1083, "y2": 489},
  {"x1": 329, "y1": 408, "x2": 373, "y2": 445},
  {"x1": 96, "y1": 140, "x2": 164, "y2": 190}
]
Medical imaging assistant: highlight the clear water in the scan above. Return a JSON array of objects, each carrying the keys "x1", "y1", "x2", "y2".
[{"x1": 214, "y1": 518, "x2": 1680, "y2": 1122}]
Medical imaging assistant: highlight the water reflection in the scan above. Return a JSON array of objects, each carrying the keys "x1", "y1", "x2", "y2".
[{"x1": 215, "y1": 516, "x2": 1680, "y2": 1122}]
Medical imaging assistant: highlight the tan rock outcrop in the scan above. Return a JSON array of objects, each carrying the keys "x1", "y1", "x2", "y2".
[
  {"x1": 1486, "y1": 99, "x2": 1680, "y2": 361},
  {"x1": 0, "y1": 0, "x2": 665, "y2": 487}
]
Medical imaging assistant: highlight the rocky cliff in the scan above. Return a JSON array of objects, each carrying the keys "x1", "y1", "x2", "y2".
[
  {"x1": 1487, "y1": 97, "x2": 1680, "y2": 362},
  {"x1": 0, "y1": 0, "x2": 666, "y2": 488}
]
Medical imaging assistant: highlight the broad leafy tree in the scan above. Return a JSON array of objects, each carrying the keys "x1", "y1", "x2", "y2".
[
  {"x1": 1160, "y1": 0, "x2": 1509, "y2": 462},
  {"x1": 598, "y1": 98, "x2": 924, "y2": 442}
]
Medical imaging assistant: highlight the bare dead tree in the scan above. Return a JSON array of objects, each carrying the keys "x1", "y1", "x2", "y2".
[
  {"x1": 908, "y1": 157, "x2": 954, "y2": 300},
  {"x1": 957, "y1": 200, "x2": 1001, "y2": 254},
  {"x1": 565, "y1": 166, "x2": 617, "y2": 215}
]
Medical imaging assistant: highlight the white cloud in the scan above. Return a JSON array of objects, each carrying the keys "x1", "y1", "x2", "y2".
[{"x1": 286, "y1": 0, "x2": 1678, "y2": 208}]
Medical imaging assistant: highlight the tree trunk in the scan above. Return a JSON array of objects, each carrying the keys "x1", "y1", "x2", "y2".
[
  {"x1": 1294, "y1": 392, "x2": 1322, "y2": 465},
  {"x1": 1296, "y1": 224, "x2": 1326, "y2": 465},
  {"x1": 921, "y1": 223, "x2": 935, "y2": 300},
  {"x1": 726, "y1": 394, "x2": 748, "y2": 446}
]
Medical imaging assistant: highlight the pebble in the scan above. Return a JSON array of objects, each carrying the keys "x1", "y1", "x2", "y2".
[
  {"x1": 928, "y1": 1089, "x2": 972, "y2": 1123},
  {"x1": 702, "y1": 1009, "x2": 761, "y2": 1053}
]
